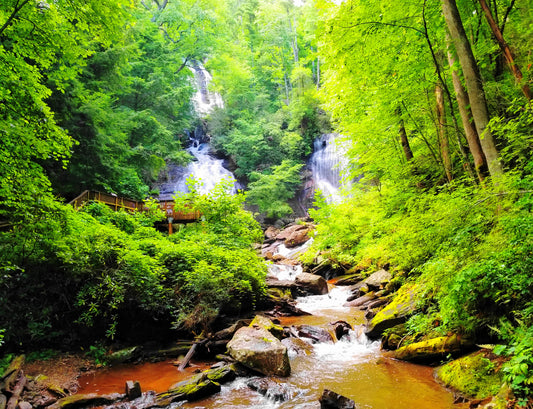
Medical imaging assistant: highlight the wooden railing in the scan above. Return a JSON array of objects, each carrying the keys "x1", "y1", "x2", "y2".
[
  {"x1": 157, "y1": 200, "x2": 201, "y2": 222},
  {"x1": 69, "y1": 190, "x2": 144, "y2": 212},
  {"x1": 69, "y1": 190, "x2": 200, "y2": 222}
]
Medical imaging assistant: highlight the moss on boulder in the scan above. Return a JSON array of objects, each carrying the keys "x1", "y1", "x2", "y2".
[
  {"x1": 47, "y1": 393, "x2": 124, "y2": 409},
  {"x1": 391, "y1": 334, "x2": 473, "y2": 363},
  {"x1": 435, "y1": 350, "x2": 504, "y2": 399},
  {"x1": 365, "y1": 284, "x2": 419, "y2": 339},
  {"x1": 250, "y1": 315, "x2": 284, "y2": 340},
  {"x1": 156, "y1": 380, "x2": 221, "y2": 406}
]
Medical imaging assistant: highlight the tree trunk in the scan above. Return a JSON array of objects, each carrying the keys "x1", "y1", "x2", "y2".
[
  {"x1": 446, "y1": 42, "x2": 488, "y2": 181},
  {"x1": 398, "y1": 118, "x2": 414, "y2": 162},
  {"x1": 478, "y1": 0, "x2": 531, "y2": 101},
  {"x1": 442, "y1": 0, "x2": 503, "y2": 177},
  {"x1": 316, "y1": 57, "x2": 320, "y2": 90},
  {"x1": 435, "y1": 84, "x2": 453, "y2": 182}
]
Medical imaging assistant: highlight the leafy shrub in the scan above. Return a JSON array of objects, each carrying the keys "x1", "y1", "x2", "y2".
[{"x1": 0, "y1": 183, "x2": 266, "y2": 348}]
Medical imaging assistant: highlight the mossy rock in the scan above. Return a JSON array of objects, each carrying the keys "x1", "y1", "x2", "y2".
[
  {"x1": 391, "y1": 334, "x2": 473, "y2": 364},
  {"x1": 267, "y1": 288, "x2": 293, "y2": 301},
  {"x1": 48, "y1": 393, "x2": 124, "y2": 409},
  {"x1": 250, "y1": 315, "x2": 284, "y2": 340},
  {"x1": 205, "y1": 364, "x2": 237, "y2": 384},
  {"x1": 436, "y1": 350, "x2": 504, "y2": 400},
  {"x1": 169, "y1": 364, "x2": 236, "y2": 390},
  {"x1": 334, "y1": 273, "x2": 364, "y2": 286},
  {"x1": 365, "y1": 284, "x2": 420, "y2": 339},
  {"x1": 156, "y1": 380, "x2": 221, "y2": 406},
  {"x1": 107, "y1": 346, "x2": 139, "y2": 364}
]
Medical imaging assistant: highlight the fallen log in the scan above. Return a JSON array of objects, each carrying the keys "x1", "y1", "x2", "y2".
[{"x1": 177, "y1": 339, "x2": 207, "y2": 371}]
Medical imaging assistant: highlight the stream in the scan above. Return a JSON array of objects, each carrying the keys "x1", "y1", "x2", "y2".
[
  {"x1": 78, "y1": 262, "x2": 462, "y2": 409},
  {"x1": 79, "y1": 64, "x2": 462, "y2": 409}
]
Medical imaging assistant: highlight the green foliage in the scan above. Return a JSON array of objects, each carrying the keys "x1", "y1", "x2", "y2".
[
  {"x1": 0, "y1": 191, "x2": 265, "y2": 348},
  {"x1": 0, "y1": 353, "x2": 14, "y2": 377},
  {"x1": 0, "y1": 0, "x2": 131, "y2": 218},
  {"x1": 247, "y1": 160, "x2": 304, "y2": 218},
  {"x1": 494, "y1": 326, "x2": 533, "y2": 404},
  {"x1": 85, "y1": 344, "x2": 108, "y2": 367}
]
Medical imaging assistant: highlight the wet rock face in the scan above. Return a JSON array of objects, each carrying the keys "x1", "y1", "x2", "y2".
[
  {"x1": 246, "y1": 377, "x2": 297, "y2": 402},
  {"x1": 295, "y1": 273, "x2": 329, "y2": 295},
  {"x1": 319, "y1": 389, "x2": 356, "y2": 409},
  {"x1": 227, "y1": 326, "x2": 291, "y2": 377},
  {"x1": 295, "y1": 325, "x2": 334, "y2": 344}
]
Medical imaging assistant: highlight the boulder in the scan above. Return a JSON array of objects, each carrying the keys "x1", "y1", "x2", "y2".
[
  {"x1": 319, "y1": 389, "x2": 355, "y2": 409},
  {"x1": 344, "y1": 293, "x2": 376, "y2": 308},
  {"x1": 47, "y1": 393, "x2": 124, "y2": 409},
  {"x1": 330, "y1": 321, "x2": 352, "y2": 341},
  {"x1": 276, "y1": 224, "x2": 308, "y2": 241},
  {"x1": 246, "y1": 377, "x2": 296, "y2": 402},
  {"x1": 17, "y1": 401, "x2": 32, "y2": 409},
  {"x1": 284, "y1": 226, "x2": 312, "y2": 248},
  {"x1": 249, "y1": 315, "x2": 284, "y2": 340},
  {"x1": 281, "y1": 337, "x2": 314, "y2": 356},
  {"x1": 108, "y1": 346, "x2": 139, "y2": 365},
  {"x1": 294, "y1": 273, "x2": 328, "y2": 295},
  {"x1": 295, "y1": 325, "x2": 334, "y2": 344},
  {"x1": 391, "y1": 334, "x2": 474, "y2": 363},
  {"x1": 363, "y1": 269, "x2": 392, "y2": 291},
  {"x1": 334, "y1": 273, "x2": 364, "y2": 286},
  {"x1": 435, "y1": 351, "x2": 503, "y2": 400},
  {"x1": 156, "y1": 379, "x2": 220, "y2": 406},
  {"x1": 264, "y1": 226, "x2": 281, "y2": 240},
  {"x1": 227, "y1": 326, "x2": 291, "y2": 377},
  {"x1": 365, "y1": 284, "x2": 419, "y2": 339}
]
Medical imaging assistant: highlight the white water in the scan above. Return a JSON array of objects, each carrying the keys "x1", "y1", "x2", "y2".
[
  {"x1": 267, "y1": 264, "x2": 303, "y2": 281},
  {"x1": 190, "y1": 61, "x2": 224, "y2": 116},
  {"x1": 274, "y1": 237, "x2": 314, "y2": 259},
  {"x1": 295, "y1": 286, "x2": 351, "y2": 313},
  {"x1": 156, "y1": 62, "x2": 236, "y2": 200},
  {"x1": 308, "y1": 133, "x2": 351, "y2": 203}
]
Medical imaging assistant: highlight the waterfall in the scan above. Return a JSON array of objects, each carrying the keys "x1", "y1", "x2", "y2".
[
  {"x1": 307, "y1": 133, "x2": 351, "y2": 204},
  {"x1": 190, "y1": 60, "x2": 224, "y2": 116},
  {"x1": 154, "y1": 62, "x2": 237, "y2": 200}
]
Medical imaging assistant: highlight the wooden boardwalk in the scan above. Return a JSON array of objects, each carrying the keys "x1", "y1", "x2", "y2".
[{"x1": 69, "y1": 190, "x2": 199, "y2": 222}]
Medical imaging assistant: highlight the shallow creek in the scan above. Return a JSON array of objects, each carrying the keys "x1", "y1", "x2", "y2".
[{"x1": 79, "y1": 269, "x2": 463, "y2": 408}]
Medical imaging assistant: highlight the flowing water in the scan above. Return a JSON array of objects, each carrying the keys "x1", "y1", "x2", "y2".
[
  {"x1": 155, "y1": 61, "x2": 237, "y2": 200},
  {"x1": 156, "y1": 138, "x2": 237, "y2": 200},
  {"x1": 307, "y1": 133, "x2": 352, "y2": 204},
  {"x1": 85, "y1": 64, "x2": 461, "y2": 408},
  {"x1": 78, "y1": 246, "x2": 461, "y2": 408},
  {"x1": 178, "y1": 282, "x2": 459, "y2": 409}
]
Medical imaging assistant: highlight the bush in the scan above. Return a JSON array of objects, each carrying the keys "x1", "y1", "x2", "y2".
[{"x1": 0, "y1": 185, "x2": 266, "y2": 349}]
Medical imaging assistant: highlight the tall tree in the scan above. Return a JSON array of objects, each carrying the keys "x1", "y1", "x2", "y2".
[
  {"x1": 446, "y1": 40, "x2": 487, "y2": 181},
  {"x1": 0, "y1": 0, "x2": 129, "y2": 218},
  {"x1": 477, "y1": 0, "x2": 531, "y2": 101},
  {"x1": 441, "y1": 0, "x2": 503, "y2": 177}
]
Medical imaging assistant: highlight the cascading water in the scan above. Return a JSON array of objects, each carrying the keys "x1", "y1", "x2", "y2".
[
  {"x1": 79, "y1": 236, "x2": 460, "y2": 409},
  {"x1": 190, "y1": 60, "x2": 224, "y2": 116},
  {"x1": 156, "y1": 135, "x2": 237, "y2": 200},
  {"x1": 154, "y1": 61, "x2": 237, "y2": 200},
  {"x1": 306, "y1": 133, "x2": 352, "y2": 204}
]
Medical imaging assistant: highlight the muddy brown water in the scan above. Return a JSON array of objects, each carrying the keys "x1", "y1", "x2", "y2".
[{"x1": 77, "y1": 280, "x2": 464, "y2": 408}]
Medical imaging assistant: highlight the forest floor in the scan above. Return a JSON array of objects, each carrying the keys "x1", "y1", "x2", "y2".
[{"x1": 23, "y1": 353, "x2": 96, "y2": 394}]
